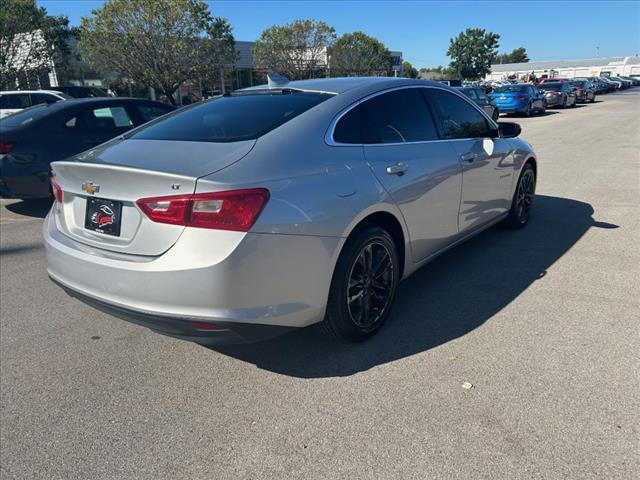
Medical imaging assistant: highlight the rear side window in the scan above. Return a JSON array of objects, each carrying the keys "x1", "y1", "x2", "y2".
[
  {"x1": 136, "y1": 104, "x2": 173, "y2": 123},
  {"x1": 131, "y1": 92, "x2": 332, "y2": 143},
  {"x1": 427, "y1": 89, "x2": 492, "y2": 139},
  {"x1": 0, "y1": 94, "x2": 31, "y2": 109},
  {"x1": 30, "y1": 93, "x2": 59, "y2": 105},
  {"x1": 360, "y1": 88, "x2": 439, "y2": 144},
  {"x1": 333, "y1": 105, "x2": 362, "y2": 143}
]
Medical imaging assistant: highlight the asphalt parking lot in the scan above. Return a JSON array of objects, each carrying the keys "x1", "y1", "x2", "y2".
[{"x1": 1, "y1": 90, "x2": 639, "y2": 479}]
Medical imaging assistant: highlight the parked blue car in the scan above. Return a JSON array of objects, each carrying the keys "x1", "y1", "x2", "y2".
[{"x1": 489, "y1": 84, "x2": 546, "y2": 116}]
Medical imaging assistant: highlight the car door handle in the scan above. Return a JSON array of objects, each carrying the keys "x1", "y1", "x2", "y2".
[
  {"x1": 386, "y1": 162, "x2": 409, "y2": 175},
  {"x1": 460, "y1": 152, "x2": 477, "y2": 163}
]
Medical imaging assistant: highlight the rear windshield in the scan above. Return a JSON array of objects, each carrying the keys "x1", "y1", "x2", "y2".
[
  {"x1": 493, "y1": 85, "x2": 528, "y2": 93},
  {"x1": 0, "y1": 103, "x2": 52, "y2": 127},
  {"x1": 539, "y1": 83, "x2": 562, "y2": 90},
  {"x1": 130, "y1": 91, "x2": 333, "y2": 143}
]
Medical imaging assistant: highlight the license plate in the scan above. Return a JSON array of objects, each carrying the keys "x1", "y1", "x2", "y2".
[
  {"x1": 499, "y1": 96, "x2": 507, "y2": 100},
  {"x1": 84, "y1": 197, "x2": 122, "y2": 236}
]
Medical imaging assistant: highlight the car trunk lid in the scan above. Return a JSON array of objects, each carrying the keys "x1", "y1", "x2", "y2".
[{"x1": 50, "y1": 138, "x2": 255, "y2": 256}]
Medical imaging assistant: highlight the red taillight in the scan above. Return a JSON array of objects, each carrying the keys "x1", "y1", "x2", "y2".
[
  {"x1": 0, "y1": 142, "x2": 15, "y2": 154},
  {"x1": 514, "y1": 95, "x2": 527, "y2": 100},
  {"x1": 136, "y1": 188, "x2": 270, "y2": 232},
  {"x1": 50, "y1": 176, "x2": 63, "y2": 203}
]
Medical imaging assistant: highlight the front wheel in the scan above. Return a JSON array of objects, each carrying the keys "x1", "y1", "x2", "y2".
[
  {"x1": 321, "y1": 227, "x2": 399, "y2": 342},
  {"x1": 504, "y1": 163, "x2": 536, "y2": 229}
]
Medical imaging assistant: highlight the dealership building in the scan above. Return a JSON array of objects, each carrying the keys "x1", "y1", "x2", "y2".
[
  {"x1": 7, "y1": 34, "x2": 403, "y2": 95},
  {"x1": 485, "y1": 55, "x2": 640, "y2": 81}
]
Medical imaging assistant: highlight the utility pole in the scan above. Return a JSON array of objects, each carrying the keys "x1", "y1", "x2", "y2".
[{"x1": 596, "y1": 46, "x2": 600, "y2": 58}]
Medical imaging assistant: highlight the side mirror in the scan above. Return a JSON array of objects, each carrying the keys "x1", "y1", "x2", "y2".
[{"x1": 498, "y1": 122, "x2": 521, "y2": 138}]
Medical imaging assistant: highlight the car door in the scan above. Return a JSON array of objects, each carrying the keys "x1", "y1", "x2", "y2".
[
  {"x1": 355, "y1": 87, "x2": 463, "y2": 262},
  {"x1": 425, "y1": 87, "x2": 515, "y2": 233}
]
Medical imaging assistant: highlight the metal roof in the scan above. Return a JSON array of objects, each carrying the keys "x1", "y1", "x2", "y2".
[{"x1": 490, "y1": 56, "x2": 640, "y2": 72}]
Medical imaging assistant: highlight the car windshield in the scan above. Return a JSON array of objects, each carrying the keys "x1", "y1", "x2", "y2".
[
  {"x1": 130, "y1": 90, "x2": 333, "y2": 143},
  {"x1": 493, "y1": 85, "x2": 528, "y2": 93},
  {"x1": 0, "y1": 103, "x2": 53, "y2": 127},
  {"x1": 539, "y1": 83, "x2": 562, "y2": 90}
]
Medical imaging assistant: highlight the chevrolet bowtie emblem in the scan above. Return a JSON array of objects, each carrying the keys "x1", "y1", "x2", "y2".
[{"x1": 81, "y1": 182, "x2": 100, "y2": 195}]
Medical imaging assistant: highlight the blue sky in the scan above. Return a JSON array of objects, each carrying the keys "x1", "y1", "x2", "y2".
[{"x1": 38, "y1": 0, "x2": 640, "y2": 68}]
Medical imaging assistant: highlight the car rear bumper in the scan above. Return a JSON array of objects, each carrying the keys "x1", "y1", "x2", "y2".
[
  {"x1": 52, "y1": 278, "x2": 294, "y2": 345},
  {"x1": 492, "y1": 104, "x2": 526, "y2": 114},
  {"x1": 544, "y1": 96, "x2": 563, "y2": 106},
  {"x1": 44, "y1": 210, "x2": 344, "y2": 342}
]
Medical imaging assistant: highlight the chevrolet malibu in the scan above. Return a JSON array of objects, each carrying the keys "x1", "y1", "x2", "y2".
[{"x1": 45, "y1": 77, "x2": 537, "y2": 344}]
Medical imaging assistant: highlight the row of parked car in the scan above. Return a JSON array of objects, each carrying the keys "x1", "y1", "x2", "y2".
[
  {"x1": 0, "y1": 74, "x2": 637, "y2": 199},
  {"x1": 455, "y1": 75, "x2": 638, "y2": 118},
  {"x1": 0, "y1": 91, "x2": 175, "y2": 198}
]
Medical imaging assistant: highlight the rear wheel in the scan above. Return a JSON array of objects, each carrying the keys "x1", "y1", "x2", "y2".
[
  {"x1": 492, "y1": 109, "x2": 499, "y2": 121},
  {"x1": 504, "y1": 163, "x2": 536, "y2": 229},
  {"x1": 320, "y1": 227, "x2": 399, "y2": 342},
  {"x1": 524, "y1": 103, "x2": 532, "y2": 117}
]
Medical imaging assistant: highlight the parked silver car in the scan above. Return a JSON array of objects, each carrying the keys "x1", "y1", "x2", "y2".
[{"x1": 44, "y1": 77, "x2": 537, "y2": 344}]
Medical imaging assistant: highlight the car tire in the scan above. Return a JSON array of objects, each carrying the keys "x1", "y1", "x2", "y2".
[
  {"x1": 492, "y1": 109, "x2": 499, "y2": 121},
  {"x1": 524, "y1": 103, "x2": 532, "y2": 117},
  {"x1": 320, "y1": 227, "x2": 400, "y2": 342},
  {"x1": 590, "y1": 96, "x2": 595, "y2": 103},
  {"x1": 504, "y1": 163, "x2": 536, "y2": 229}
]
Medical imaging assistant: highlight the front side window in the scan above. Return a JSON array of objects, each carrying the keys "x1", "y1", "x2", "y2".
[
  {"x1": 427, "y1": 89, "x2": 492, "y2": 139},
  {"x1": 136, "y1": 104, "x2": 173, "y2": 123},
  {"x1": 131, "y1": 91, "x2": 332, "y2": 143}
]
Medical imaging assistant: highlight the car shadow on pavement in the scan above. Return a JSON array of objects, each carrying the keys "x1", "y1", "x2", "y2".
[
  {"x1": 212, "y1": 195, "x2": 618, "y2": 378},
  {"x1": 3, "y1": 198, "x2": 52, "y2": 218}
]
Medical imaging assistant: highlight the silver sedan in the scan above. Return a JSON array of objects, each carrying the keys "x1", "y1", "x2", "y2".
[{"x1": 44, "y1": 77, "x2": 537, "y2": 344}]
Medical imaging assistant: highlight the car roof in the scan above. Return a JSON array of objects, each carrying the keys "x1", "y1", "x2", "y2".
[
  {"x1": 241, "y1": 76, "x2": 446, "y2": 95},
  {"x1": 22, "y1": 97, "x2": 167, "y2": 111},
  {"x1": 0, "y1": 90, "x2": 64, "y2": 95}
]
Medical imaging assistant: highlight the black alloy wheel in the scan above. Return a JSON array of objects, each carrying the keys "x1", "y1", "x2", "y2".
[
  {"x1": 321, "y1": 227, "x2": 399, "y2": 341},
  {"x1": 505, "y1": 163, "x2": 536, "y2": 229}
]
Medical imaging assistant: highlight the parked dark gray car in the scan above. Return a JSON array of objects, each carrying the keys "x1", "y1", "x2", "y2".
[
  {"x1": 0, "y1": 98, "x2": 174, "y2": 198},
  {"x1": 455, "y1": 86, "x2": 499, "y2": 120}
]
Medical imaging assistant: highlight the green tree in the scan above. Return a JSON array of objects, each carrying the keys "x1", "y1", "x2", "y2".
[
  {"x1": 329, "y1": 31, "x2": 392, "y2": 76},
  {"x1": 78, "y1": 0, "x2": 236, "y2": 105},
  {"x1": 494, "y1": 47, "x2": 529, "y2": 64},
  {"x1": 0, "y1": 0, "x2": 75, "y2": 89},
  {"x1": 253, "y1": 19, "x2": 336, "y2": 80},
  {"x1": 446, "y1": 28, "x2": 500, "y2": 80},
  {"x1": 401, "y1": 61, "x2": 419, "y2": 78}
]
